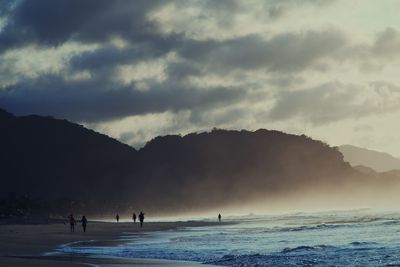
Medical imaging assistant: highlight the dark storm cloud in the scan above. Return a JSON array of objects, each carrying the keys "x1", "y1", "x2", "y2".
[
  {"x1": 64, "y1": 31, "x2": 190, "y2": 78},
  {"x1": 0, "y1": 75, "x2": 246, "y2": 122},
  {"x1": 0, "y1": 0, "x2": 166, "y2": 52},
  {"x1": 0, "y1": 25, "x2": 349, "y2": 123},
  {"x1": 1, "y1": 0, "x2": 345, "y2": 71},
  {"x1": 69, "y1": 43, "x2": 174, "y2": 71},
  {"x1": 0, "y1": 0, "x2": 375, "y2": 126},
  {"x1": 0, "y1": 1, "x2": 13, "y2": 16},
  {"x1": 68, "y1": 27, "x2": 347, "y2": 87},
  {"x1": 0, "y1": 0, "x2": 337, "y2": 52}
]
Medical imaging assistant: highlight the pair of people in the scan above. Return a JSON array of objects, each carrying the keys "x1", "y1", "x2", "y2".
[
  {"x1": 132, "y1": 212, "x2": 145, "y2": 227},
  {"x1": 68, "y1": 214, "x2": 88, "y2": 232}
]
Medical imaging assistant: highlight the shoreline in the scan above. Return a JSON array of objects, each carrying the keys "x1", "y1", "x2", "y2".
[
  {"x1": 0, "y1": 220, "x2": 225, "y2": 266},
  {"x1": 2, "y1": 255, "x2": 219, "y2": 267}
]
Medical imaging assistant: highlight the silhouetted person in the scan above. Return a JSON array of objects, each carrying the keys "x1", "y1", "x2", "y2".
[
  {"x1": 139, "y1": 212, "x2": 145, "y2": 228},
  {"x1": 218, "y1": 213, "x2": 221, "y2": 223},
  {"x1": 132, "y1": 212, "x2": 137, "y2": 223},
  {"x1": 81, "y1": 215, "x2": 88, "y2": 232},
  {"x1": 68, "y1": 214, "x2": 76, "y2": 232},
  {"x1": 116, "y1": 214, "x2": 120, "y2": 222}
]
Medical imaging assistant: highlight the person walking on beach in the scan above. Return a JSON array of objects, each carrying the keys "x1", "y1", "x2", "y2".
[
  {"x1": 218, "y1": 213, "x2": 222, "y2": 223},
  {"x1": 132, "y1": 212, "x2": 137, "y2": 223},
  {"x1": 116, "y1": 213, "x2": 120, "y2": 222},
  {"x1": 81, "y1": 215, "x2": 88, "y2": 232},
  {"x1": 68, "y1": 214, "x2": 76, "y2": 232},
  {"x1": 139, "y1": 212, "x2": 145, "y2": 228}
]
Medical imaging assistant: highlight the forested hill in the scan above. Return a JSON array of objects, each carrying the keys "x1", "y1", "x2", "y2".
[
  {"x1": 0, "y1": 108, "x2": 138, "y2": 201},
  {"x1": 0, "y1": 108, "x2": 373, "y2": 216}
]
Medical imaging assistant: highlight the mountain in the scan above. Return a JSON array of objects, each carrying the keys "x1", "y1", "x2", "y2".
[
  {"x1": 0, "y1": 109, "x2": 138, "y2": 206},
  {"x1": 338, "y1": 145, "x2": 400, "y2": 172},
  {"x1": 353, "y1": 165, "x2": 377, "y2": 176},
  {"x1": 136, "y1": 130, "x2": 359, "y2": 212},
  {"x1": 1, "y1": 108, "x2": 397, "y2": 217}
]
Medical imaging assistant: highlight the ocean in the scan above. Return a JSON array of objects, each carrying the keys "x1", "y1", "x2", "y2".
[{"x1": 57, "y1": 209, "x2": 400, "y2": 266}]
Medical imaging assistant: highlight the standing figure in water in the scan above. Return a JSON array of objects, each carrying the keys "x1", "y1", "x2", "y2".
[
  {"x1": 81, "y1": 215, "x2": 88, "y2": 232},
  {"x1": 139, "y1": 212, "x2": 145, "y2": 228},
  {"x1": 218, "y1": 213, "x2": 222, "y2": 223},
  {"x1": 68, "y1": 214, "x2": 76, "y2": 232},
  {"x1": 116, "y1": 214, "x2": 120, "y2": 222},
  {"x1": 132, "y1": 212, "x2": 137, "y2": 223}
]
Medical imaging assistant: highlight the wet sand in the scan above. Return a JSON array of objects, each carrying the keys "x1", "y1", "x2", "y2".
[{"x1": 0, "y1": 221, "x2": 222, "y2": 266}]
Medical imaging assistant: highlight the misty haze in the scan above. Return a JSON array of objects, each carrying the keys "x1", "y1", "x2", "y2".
[{"x1": 1, "y1": 1, "x2": 400, "y2": 266}]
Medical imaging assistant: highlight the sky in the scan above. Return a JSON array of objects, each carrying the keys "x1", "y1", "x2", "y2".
[{"x1": 1, "y1": 0, "x2": 400, "y2": 156}]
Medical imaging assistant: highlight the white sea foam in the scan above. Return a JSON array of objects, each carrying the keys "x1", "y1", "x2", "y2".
[{"x1": 54, "y1": 209, "x2": 400, "y2": 266}]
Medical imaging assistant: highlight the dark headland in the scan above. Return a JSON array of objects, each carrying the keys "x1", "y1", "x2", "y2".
[{"x1": 1, "y1": 108, "x2": 399, "y2": 220}]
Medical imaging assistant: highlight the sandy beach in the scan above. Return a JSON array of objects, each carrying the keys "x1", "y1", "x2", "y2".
[{"x1": 0, "y1": 220, "x2": 221, "y2": 266}]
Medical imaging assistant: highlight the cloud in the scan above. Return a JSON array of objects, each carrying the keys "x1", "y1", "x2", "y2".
[
  {"x1": 0, "y1": 42, "x2": 97, "y2": 88},
  {"x1": 267, "y1": 76, "x2": 305, "y2": 88},
  {"x1": 0, "y1": 0, "x2": 167, "y2": 52},
  {"x1": 334, "y1": 27, "x2": 400, "y2": 72},
  {"x1": 353, "y1": 124, "x2": 373, "y2": 132},
  {"x1": 177, "y1": 29, "x2": 347, "y2": 73},
  {"x1": 268, "y1": 81, "x2": 400, "y2": 125},
  {"x1": 0, "y1": 75, "x2": 246, "y2": 122},
  {"x1": 69, "y1": 45, "x2": 171, "y2": 72},
  {"x1": 372, "y1": 27, "x2": 400, "y2": 59},
  {"x1": 150, "y1": 0, "x2": 338, "y2": 40}
]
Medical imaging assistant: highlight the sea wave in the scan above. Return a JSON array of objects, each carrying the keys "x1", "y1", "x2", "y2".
[
  {"x1": 281, "y1": 244, "x2": 335, "y2": 253},
  {"x1": 349, "y1": 241, "x2": 378, "y2": 246},
  {"x1": 51, "y1": 210, "x2": 400, "y2": 267},
  {"x1": 260, "y1": 223, "x2": 343, "y2": 233},
  {"x1": 207, "y1": 243, "x2": 397, "y2": 267}
]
